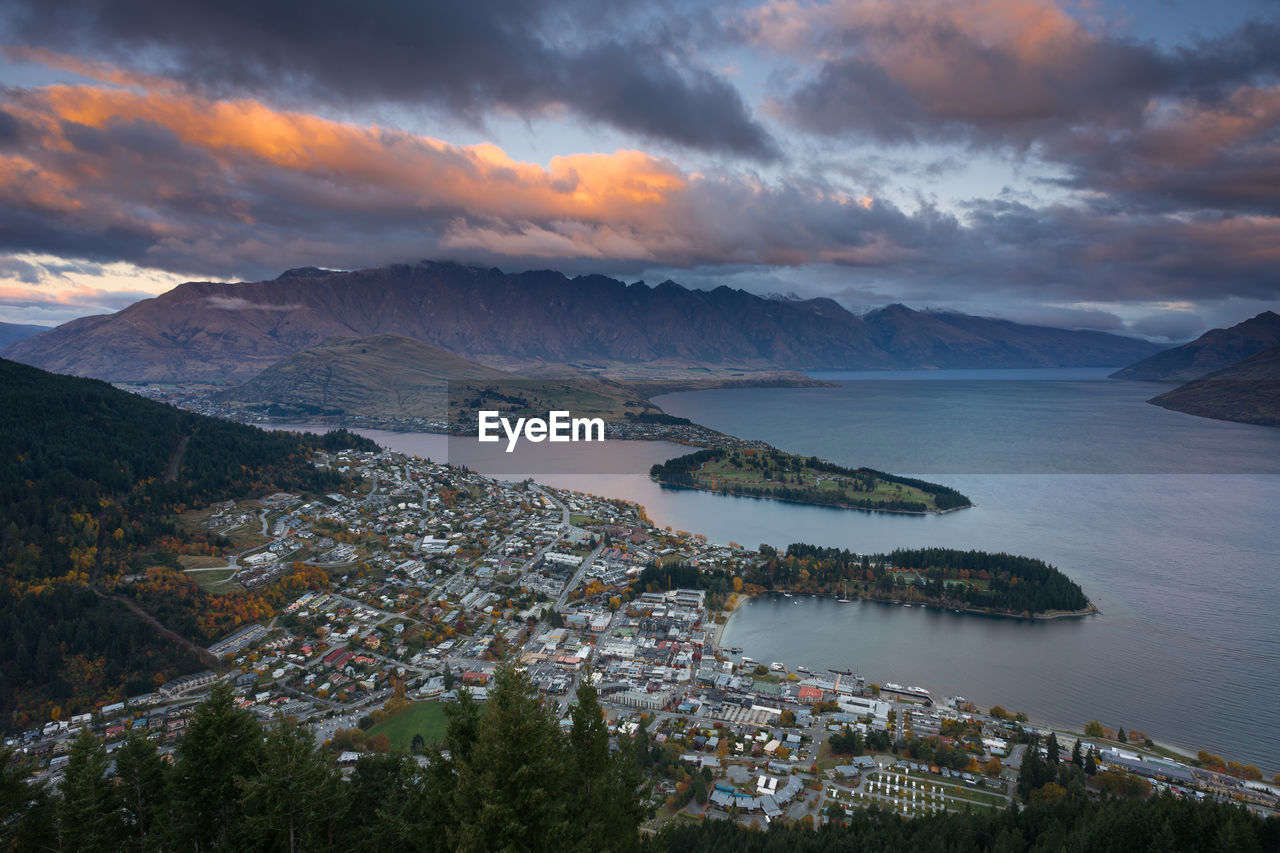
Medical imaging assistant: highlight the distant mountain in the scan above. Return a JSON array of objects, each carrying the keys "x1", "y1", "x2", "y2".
[
  {"x1": 1110, "y1": 310, "x2": 1280, "y2": 382},
  {"x1": 862, "y1": 304, "x2": 1164, "y2": 370},
  {"x1": 4, "y1": 261, "x2": 1163, "y2": 383},
  {"x1": 217, "y1": 333, "x2": 717, "y2": 424},
  {"x1": 0, "y1": 321, "x2": 50, "y2": 349},
  {"x1": 1148, "y1": 344, "x2": 1280, "y2": 427}
]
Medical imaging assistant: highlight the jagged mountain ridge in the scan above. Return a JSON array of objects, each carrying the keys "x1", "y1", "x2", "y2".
[{"x1": 3, "y1": 261, "x2": 1163, "y2": 383}]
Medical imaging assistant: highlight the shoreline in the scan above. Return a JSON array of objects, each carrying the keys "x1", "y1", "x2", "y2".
[
  {"x1": 707, "y1": 594, "x2": 1248, "y2": 776},
  {"x1": 711, "y1": 592, "x2": 749, "y2": 648},
  {"x1": 719, "y1": 590, "x2": 1096, "y2": 624},
  {"x1": 650, "y1": 477, "x2": 971, "y2": 516}
]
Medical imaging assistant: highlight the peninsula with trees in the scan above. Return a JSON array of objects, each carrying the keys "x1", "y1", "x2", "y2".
[
  {"x1": 649, "y1": 447, "x2": 972, "y2": 514},
  {"x1": 748, "y1": 544, "x2": 1094, "y2": 618}
]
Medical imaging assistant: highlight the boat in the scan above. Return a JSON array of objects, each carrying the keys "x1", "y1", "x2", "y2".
[
  {"x1": 828, "y1": 668, "x2": 853, "y2": 676},
  {"x1": 770, "y1": 661, "x2": 785, "y2": 672},
  {"x1": 796, "y1": 665, "x2": 812, "y2": 674},
  {"x1": 782, "y1": 593, "x2": 793, "y2": 598},
  {"x1": 837, "y1": 598, "x2": 851, "y2": 603},
  {"x1": 882, "y1": 683, "x2": 933, "y2": 704}
]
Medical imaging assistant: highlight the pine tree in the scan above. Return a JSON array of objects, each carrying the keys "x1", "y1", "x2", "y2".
[
  {"x1": 236, "y1": 717, "x2": 345, "y2": 852},
  {"x1": 1045, "y1": 732, "x2": 1061, "y2": 765},
  {"x1": 452, "y1": 663, "x2": 572, "y2": 852},
  {"x1": 1085, "y1": 749, "x2": 1098, "y2": 776},
  {"x1": 345, "y1": 752, "x2": 432, "y2": 853},
  {"x1": 443, "y1": 686, "x2": 481, "y2": 766},
  {"x1": 1017, "y1": 738, "x2": 1048, "y2": 802},
  {"x1": 567, "y1": 677, "x2": 645, "y2": 852},
  {"x1": 443, "y1": 662, "x2": 455, "y2": 691},
  {"x1": 635, "y1": 716, "x2": 652, "y2": 770},
  {"x1": 172, "y1": 680, "x2": 265, "y2": 849},
  {"x1": 1071, "y1": 739, "x2": 1083, "y2": 768},
  {"x1": 1, "y1": 747, "x2": 56, "y2": 851},
  {"x1": 1117, "y1": 726, "x2": 1127, "y2": 743},
  {"x1": 692, "y1": 773, "x2": 708, "y2": 806},
  {"x1": 114, "y1": 731, "x2": 169, "y2": 853},
  {"x1": 58, "y1": 729, "x2": 123, "y2": 852}
]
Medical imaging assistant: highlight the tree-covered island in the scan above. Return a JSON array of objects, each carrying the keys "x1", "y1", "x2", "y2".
[
  {"x1": 751, "y1": 544, "x2": 1094, "y2": 618},
  {"x1": 649, "y1": 447, "x2": 972, "y2": 514}
]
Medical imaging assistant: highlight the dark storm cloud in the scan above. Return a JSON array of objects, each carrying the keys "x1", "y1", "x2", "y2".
[
  {"x1": 3, "y1": 72, "x2": 1279, "y2": 314},
  {"x1": 0, "y1": 107, "x2": 24, "y2": 146},
  {"x1": 0, "y1": 206, "x2": 156, "y2": 265},
  {"x1": 957, "y1": 199, "x2": 1280, "y2": 304},
  {"x1": 758, "y1": 2, "x2": 1280, "y2": 151},
  {"x1": 0, "y1": 0, "x2": 778, "y2": 160},
  {"x1": 1041, "y1": 85, "x2": 1280, "y2": 216}
]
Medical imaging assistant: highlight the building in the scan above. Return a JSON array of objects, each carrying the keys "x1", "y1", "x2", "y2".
[
  {"x1": 208, "y1": 624, "x2": 268, "y2": 658},
  {"x1": 159, "y1": 671, "x2": 217, "y2": 699},
  {"x1": 797, "y1": 685, "x2": 824, "y2": 703}
]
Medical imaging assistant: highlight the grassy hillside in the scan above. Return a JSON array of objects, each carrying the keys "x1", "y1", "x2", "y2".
[
  {"x1": 217, "y1": 334, "x2": 510, "y2": 419},
  {"x1": 218, "y1": 334, "x2": 668, "y2": 424}
]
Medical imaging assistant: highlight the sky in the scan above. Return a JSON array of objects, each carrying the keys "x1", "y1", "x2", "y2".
[{"x1": 1, "y1": 0, "x2": 1278, "y2": 340}]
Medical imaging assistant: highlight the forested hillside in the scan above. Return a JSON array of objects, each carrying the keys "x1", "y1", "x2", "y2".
[{"x1": 0, "y1": 357, "x2": 376, "y2": 725}]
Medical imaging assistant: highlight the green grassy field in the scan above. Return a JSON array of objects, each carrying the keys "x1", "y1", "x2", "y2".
[
  {"x1": 187, "y1": 567, "x2": 239, "y2": 594},
  {"x1": 366, "y1": 701, "x2": 450, "y2": 750}
]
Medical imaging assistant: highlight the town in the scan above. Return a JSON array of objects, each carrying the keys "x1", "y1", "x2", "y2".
[{"x1": 7, "y1": 443, "x2": 1278, "y2": 828}]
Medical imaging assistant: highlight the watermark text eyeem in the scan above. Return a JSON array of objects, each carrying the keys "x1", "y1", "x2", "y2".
[{"x1": 477, "y1": 410, "x2": 605, "y2": 452}]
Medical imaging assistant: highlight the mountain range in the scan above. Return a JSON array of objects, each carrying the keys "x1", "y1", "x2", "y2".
[
  {"x1": 1109, "y1": 310, "x2": 1280, "y2": 383},
  {"x1": 2, "y1": 261, "x2": 1164, "y2": 383}
]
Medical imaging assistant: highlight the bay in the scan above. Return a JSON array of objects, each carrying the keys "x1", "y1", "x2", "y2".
[{"x1": 653, "y1": 370, "x2": 1280, "y2": 770}]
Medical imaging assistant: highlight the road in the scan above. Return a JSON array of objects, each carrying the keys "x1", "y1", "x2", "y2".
[{"x1": 555, "y1": 541, "x2": 605, "y2": 610}]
